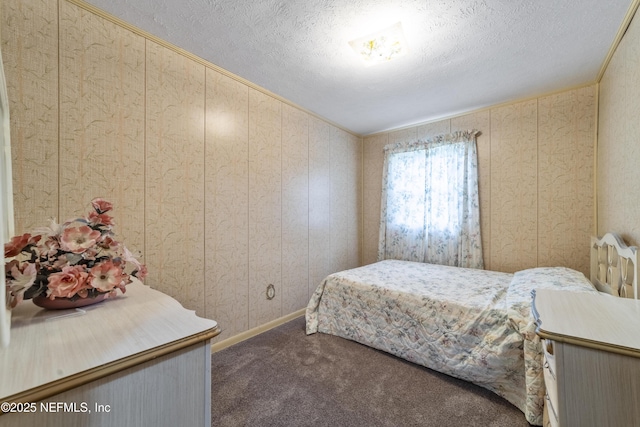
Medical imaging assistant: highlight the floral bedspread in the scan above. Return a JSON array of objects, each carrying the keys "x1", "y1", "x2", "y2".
[
  {"x1": 306, "y1": 260, "x2": 597, "y2": 426},
  {"x1": 505, "y1": 266, "x2": 599, "y2": 425}
]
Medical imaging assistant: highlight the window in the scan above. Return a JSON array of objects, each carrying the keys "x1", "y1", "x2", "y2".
[{"x1": 378, "y1": 131, "x2": 483, "y2": 269}]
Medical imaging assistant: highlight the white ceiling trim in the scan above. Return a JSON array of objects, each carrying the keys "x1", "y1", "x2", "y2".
[{"x1": 596, "y1": 0, "x2": 640, "y2": 82}]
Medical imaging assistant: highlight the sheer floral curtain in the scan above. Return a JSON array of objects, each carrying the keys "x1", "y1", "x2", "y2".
[{"x1": 377, "y1": 130, "x2": 484, "y2": 269}]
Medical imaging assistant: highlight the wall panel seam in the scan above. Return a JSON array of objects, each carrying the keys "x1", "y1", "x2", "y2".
[
  {"x1": 590, "y1": 85, "x2": 596, "y2": 237},
  {"x1": 536, "y1": 98, "x2": 540, "y2": 267},
  {"x1": 246, "y1": 86, "x2": 250, "y2": 333},
  {"x1": 57, "y1": 0, "x2": 61, "y2": 221},
  {"x1": 202, "y1": 67, "x2": 207, "y2": 317},
  {"x1": 280, "y1": 101, "x2": 283, "y2": 318},
  {"x1": 309, "y1": 120, "x2": 312, "y2": 299},
  {"x1": 143, "y1": 38, "x2": 147, "y2": 271}
]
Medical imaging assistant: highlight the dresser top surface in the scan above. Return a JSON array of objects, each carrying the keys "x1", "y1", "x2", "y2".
[
  {"x1": 0, "y1": 280, "x2": 218, "y2": 400},
  {"x1": 534, "y1": 288, "x2": 640, "y2": 354}
]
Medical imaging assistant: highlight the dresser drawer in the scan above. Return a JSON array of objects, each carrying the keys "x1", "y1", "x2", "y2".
[
  {"x1": 543, "y1": 357, "x2": 557, "y2": 404},
  {"x1": 542, "y1": 339, "x2": 558, "y2": 412},
  {"x1": 545, "y1": 393, "x2": 560, "y2": 427},
  {"x1": 543, "y1": 339, "x2": 556, "y2": 379}
]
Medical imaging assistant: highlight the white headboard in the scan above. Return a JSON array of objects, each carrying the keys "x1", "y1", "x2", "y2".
[{"x1": 590, "y1": 233, "x2": 638, "y2": 299}]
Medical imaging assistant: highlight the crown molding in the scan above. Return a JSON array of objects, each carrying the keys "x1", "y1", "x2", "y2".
[{"x1": 596, "y1": 0, "x2": 640, "y2": 82}]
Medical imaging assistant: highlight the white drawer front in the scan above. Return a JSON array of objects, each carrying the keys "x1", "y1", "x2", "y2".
[
  {"x1": 543, "y1": 339, "x2": 556, "y2": 377},
  {"x1": 543, "y1": 354, "x2": 558, "y2": 412},
  {"x1": 545, "y1": 393, "x2": 560, "y2": 427}
]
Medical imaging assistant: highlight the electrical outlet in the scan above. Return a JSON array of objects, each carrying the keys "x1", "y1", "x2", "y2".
[{"x1": 266, "y1": 284, "x2": 275, "y2": 300}]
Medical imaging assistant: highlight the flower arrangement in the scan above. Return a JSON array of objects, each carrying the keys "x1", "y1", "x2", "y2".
[{"x1": 4, "y1": 198, "x2": 147, "y2": 309}]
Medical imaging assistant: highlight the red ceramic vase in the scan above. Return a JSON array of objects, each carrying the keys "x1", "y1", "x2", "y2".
[{"x1": 32, "y1": 293, "x2": 109, "y2": 310}]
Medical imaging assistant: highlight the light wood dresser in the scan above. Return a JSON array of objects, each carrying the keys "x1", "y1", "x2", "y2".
[
  {"x1": 0, "y1": 280, "x2": 220, "y2": 427},
  {"x1": 533, "y1": 288, "x2": 640, "y2": 427}
]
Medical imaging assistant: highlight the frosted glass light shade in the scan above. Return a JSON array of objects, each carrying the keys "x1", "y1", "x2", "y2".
[{"x1": 349, "y1": 22, "x2": 408, "y2": 67}]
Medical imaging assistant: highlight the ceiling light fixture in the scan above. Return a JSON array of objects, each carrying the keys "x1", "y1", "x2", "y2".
[{"x1": 349, "y1": 22, "x2": 408, "y2": 67}]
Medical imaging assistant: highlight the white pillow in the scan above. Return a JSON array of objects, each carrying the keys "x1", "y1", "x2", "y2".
[
  {"x1": 505, "y1": 267, "x2": 596, "y2": 342},
  {"x1": 506, "y1": 266, "x2": 596, "y2": 316}
]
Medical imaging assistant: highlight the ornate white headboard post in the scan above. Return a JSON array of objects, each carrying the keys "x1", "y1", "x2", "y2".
[{"x1": 590, "y1": 233, "x2": 638, "y2": 299}]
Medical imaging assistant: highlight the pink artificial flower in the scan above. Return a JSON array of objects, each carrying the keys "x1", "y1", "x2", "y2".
[
  {"x1": 5, "y1": 259, "x2": 19, "y2": 274},
  {"x1": 136, "y1": 264, "x2": 148, "y2": 281},
  {"x1": 46, "y1": 265, "x2": 90, "y2": 299},
  {"x1": 41, "y1": 236, "x2": 61, "y2": 259},
  {"x1": 51, "y1": 254, "x2": 71, "y2": 270},
  {"x1": 116, "y1": 277, "x2": 128, "y2": 294},
  {"x1": 121, "y1": 246, "x2": 147, "y2": 281},
  {"x1": 88, "y1": 211, "x2": 114, "y2": 226},
  {"x1": 122, "y1": 246, "x2": 142, "y2": 270},
  {"x1": 82, "y1": 247, "x2": 99, "y2": 261},
  {"x1": 32, "y1": 218, "x2": 63, "y2": 238},
  {"x1": 60, "y1": 226, "x2": 101, "y2": 254},
  {"x1": 97, "y1": 236, "x2": 119, "y2": 251},
  {"x1": 89, "y1": 261, "x2": 124, "y2": 293},
  {"x1": 4, "y1": 234, "x2": 40, "y2": 257},
  {"x1": 91, "y1": 198, "x2": 113, "y2": 214},
  {"x1": 7, "y1": 263, "x2": 38, "y2": 308}
]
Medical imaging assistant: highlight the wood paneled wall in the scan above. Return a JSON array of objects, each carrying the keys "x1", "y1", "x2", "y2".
[
  {"x1": 598, "y1": 10, "x2": 640, "y2": 246},
  {"x1": 1, "y1": 0, "x2": 605, "y2": 340},
  {"x1": 1, "y1": 0, "x2": 59, "y2": 231},
  {"x1": 145, "y1": 39, "x2": 207, "y2": 314},
  {"x1": 363, "y1": 86, "x2": 596, "y2": 275},
  {"x1": 1, "y1": 0, "x2": 362, "y2": 340}
]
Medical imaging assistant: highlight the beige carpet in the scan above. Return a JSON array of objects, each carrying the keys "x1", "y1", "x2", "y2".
[{"x1": 211, "y1": 316, "x2": 532, "y2": 427}]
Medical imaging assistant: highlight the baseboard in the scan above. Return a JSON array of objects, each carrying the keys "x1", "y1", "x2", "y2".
[{"x1": 210, "y1": 308, "x2": 306, "y2": 353}]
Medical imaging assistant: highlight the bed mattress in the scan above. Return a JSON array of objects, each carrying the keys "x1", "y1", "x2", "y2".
[{"x1": 306, "y1": 260, "x2": 598, "y2": 425}]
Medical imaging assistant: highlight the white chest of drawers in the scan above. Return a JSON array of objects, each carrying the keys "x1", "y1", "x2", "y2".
[
  {"x1": 533, "y1": 288, "x2": 640, "y2": 427},
  {"x1": 0, "y1": 280, "x2": 220, "y2": 427}
]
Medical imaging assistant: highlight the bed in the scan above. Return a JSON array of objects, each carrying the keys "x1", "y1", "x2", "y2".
[{"x1": 305, "y1": 233, "x2": 638, "y2": 426}]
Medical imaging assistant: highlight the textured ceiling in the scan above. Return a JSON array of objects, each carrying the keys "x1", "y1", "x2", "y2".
[{"x1": 84, "y1": 0, "x2": 633, "y2": 135}]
